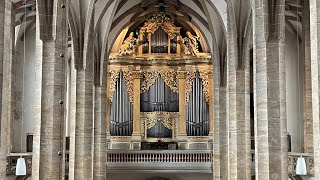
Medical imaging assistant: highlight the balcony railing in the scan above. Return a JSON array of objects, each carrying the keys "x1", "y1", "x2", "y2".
[
  {"x1": 106, "y1": 150, "x2": 213, "y2": 172},
  {"x1": 107, "y1": 150, "x2": 212, "y2": 163}
]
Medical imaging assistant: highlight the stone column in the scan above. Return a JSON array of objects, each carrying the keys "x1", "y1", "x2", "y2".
[
  {"x1": 0, "y1": 1, "x2": 14, "y2": 178},
  {"x1": 252, "y1": 0, "x2": 287, "y2": 179},
  {"x1": 226, "y1": 9, "x2": 251, "y2": 179},
  {"x1": 226, "y1": 9, "x2": 238, "y2": 178},
  {"x1": 32, "y1": 1, "x2": 67, "y2": 179},
  {"x1": 218, "y1": 86, "x2": 228, "y2": 179},
  {"x1": 303, "y1": 0, "x2": 313, "y2": 153},
  {"x1": 177, "y1": 71, "x2": 187, "y2": 148},
  {"x1": 68, "y1": 55, "x2": 77, "y2": 179},
  {"x1": 74, "y1": 63, "x2": 94, "y2": 179},
  {"x1": 132, "y1": 70, "x2": 141, "y2": 149},
  {"x1": 309, "y1": 0, "x2": 320, "y2": 178},
  {"x1": 93, "y1": 83, "x2": 107, "y2": 179}
]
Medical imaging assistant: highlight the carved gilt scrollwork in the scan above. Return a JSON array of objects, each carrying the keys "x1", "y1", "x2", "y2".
[
  {"x1": 159, "y1": 70, "x2": 178, "y2": 93},
  {"x1": 140, "y1": 112, "x2": 179, "y2": 140},
  {"x1": 185, "y1": 70, "x2": 197, "y2": 103},
  {"x1": 198, "y1": 69, "x2": 211, "y2": 103},
  {"x1": 109, "y1": 70, "x2": 120, "y2": 103},
  {"x1": 141, "y1": 13, "x2": 180, "y2": 39},
  {"x1": 185, "y1": 69, "x2": 211, "y2": 104},
  {"x1": 140, "y1": 70, "x2": 178, "y2": 93},
  {"x1": 122, "y1": 70, "x2": 134, "y2": 103},
  {"x1": 140, "y1": 71, "x2": 159, "y2": 93}
]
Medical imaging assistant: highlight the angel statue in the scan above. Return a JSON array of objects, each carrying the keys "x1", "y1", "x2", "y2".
[
  {"x1": 118, "y1": 32, "x2": 137, "y2": 56},
  {"x1": 182, "y1": 31, "x2": 200, "y2": 57}
]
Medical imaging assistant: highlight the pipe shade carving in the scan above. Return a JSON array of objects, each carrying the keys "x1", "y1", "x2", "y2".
[
  {"x1": 141, "y1": 77, "x2": 178, "y2": 112},
  {"x1": 110, "y1": 71, "x2": 133, "y2": 136},
  {"x1": 140, "y1": 70, "x2": 178, "y2": 93},
  {"x1": 186, "y1": 71, "x2": 209, "y2": 136}
]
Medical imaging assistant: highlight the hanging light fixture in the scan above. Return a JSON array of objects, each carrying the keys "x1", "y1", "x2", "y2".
[
  {"x1": 16, "y1": 0, "x2": 27, "y2": 176},
  {"x1": 296, "y1": 156, "x2": 307, "y2": 175},
  {"x1": 16, "y1": 158, "x2": 26, "y2": 176},
  {"x1": 295, "y1": 0, "x2": 307, "y2": 175}
]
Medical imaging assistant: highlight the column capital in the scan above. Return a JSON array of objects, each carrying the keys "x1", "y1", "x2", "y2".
[
  {"x1": 177, "y1": 71, "x2": 186, "y2": 79},
  {"x1": 132, "y1": 70, "x2": 141, "y2": 79}
]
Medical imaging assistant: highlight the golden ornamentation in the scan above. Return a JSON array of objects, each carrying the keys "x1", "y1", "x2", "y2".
[
  {"x1": 144, "y1": 118, "x2": 173, "y2": 130},
  {"x1": 159, "y1": 70, "x2": 178, "y2": 93},
  {"x1": 140, "y1": 13, "x2": 180, "y2": 39},
  {"x1": 185, "y1": 70, "x2": 196, "y2": 103},
  {"x1": 177, "y1": 70, "x2": 186, "y2": 79},
  {"x1": 140, "y1": 71, "x2": 159, "y2": 93},
  {"x1": 199, "y1": 69, "x2": 211, "y2": 103},
  {"x1": 181, "y1": 32, "x2": 200, "y2": 56},
  {"x1": 109, "y1": 70, "x2": 120, "y2": 103},
  {"x1": 111, "y1": 136, "x2": 132, "y2": 140},
  {"x1": 140, "y1": 112, "x2": 179, "y2": 140},
  {"x1": 187, "y1": 136, "x2": 209, "y2": 141},
  {"x1": 140, "y1": 70, "x2": 178, "y2": 93},
  {"x1": 132, "y1": 70, "x2": 141, "y2": 79},
  {"x1": 118, "y1": 32, "x2": 137, "y2": 56},
  {"x1": 122, "y1": 70, "x2": 134, "y2": 103}
]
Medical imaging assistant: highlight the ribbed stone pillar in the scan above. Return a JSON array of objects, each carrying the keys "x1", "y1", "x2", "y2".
[
  {"x1": 0, "y1": 1, "x2": 14, "y2": 178},
  {"x1": 31, "y1": 1, "x2": 67, "y2": 178},
  {"x1": 68, "y1": 57, "x2": 77, "y2": 179},
  {"x1": 219, "y1": 86, "x2": 228, "y2": 179},
  {"x1": 213, "y1": 58, "x2": 221, "y2": 180},
  {"x1": 226, "y1": 11, "x2": 251, "y2": 180},
  {"x1": 93, "y1": 82, "x2": 107, "y2": 179},
  {"x1": 309, "y1": 0, "x2": 320, "y2": 178},
  {"x1": 74, "y1": 64, "x2": 94, "y2": 179},
  {"x1": 226, "y1": 12, "x2": 238, "y2": 177},
  {"x1": 252, "y1": 0, "x2": 288, "y2": 179},
  {"x1": 303, "y1": 0, "x2": 313, "y2": 153}
]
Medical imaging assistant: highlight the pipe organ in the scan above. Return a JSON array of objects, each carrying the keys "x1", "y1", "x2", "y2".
[{"x1": 108, "y1": 12, "x2": 213, "y2": 150}]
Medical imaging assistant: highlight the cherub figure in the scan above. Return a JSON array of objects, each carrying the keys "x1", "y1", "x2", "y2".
[
  {"x1": 118, "y1": 32, "x2": 137, "y2": 56},
  {"x1": 183, "y1": 31, "x2": 200, "y2": 56}
]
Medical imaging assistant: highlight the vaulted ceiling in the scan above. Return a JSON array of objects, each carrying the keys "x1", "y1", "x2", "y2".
[{"x1": 13, "y1": 0, "x2": 303, "y2": 72}]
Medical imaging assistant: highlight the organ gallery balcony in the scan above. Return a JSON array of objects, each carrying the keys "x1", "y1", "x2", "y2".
[{"x1": 106, "y1": 150, "x2": 213, "y2": 173}]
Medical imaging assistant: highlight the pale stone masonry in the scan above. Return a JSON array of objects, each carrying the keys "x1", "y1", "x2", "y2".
[
  {"x1": 0, "y1": 1, "x2": 14, "y2": 178},
  {"x1": 93, "y1": 64, "x2": 107, "y2": 180},
  {"x1": 252, "y1": 0, "x2": 288, "y2": 179},
  {"x1": 218, "y1": 86, "x2": 227, "y2": 179},
  {"x1": 226, "y1": 1, "x2": 251, "y2": 179},
  {"x1": 309, "y1": 0, "x2": 320, "y2": 179},
  {"x1": 303, "y1": 0, "x2": 314, "y2": 154},
  {"x1": 74, "y1": 65, "x2": 94, "y2": 179},
  {"x1": 32, "y1": 1, "x2": 67, "y2": 179}
]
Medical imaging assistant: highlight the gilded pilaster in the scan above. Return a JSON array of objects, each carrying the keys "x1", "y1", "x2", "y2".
[
  {"x1": 177, "y1": 71, "x2": 187, "y2": 148},
  {"x1": 208, "y1": 71, "x2": 214, "y2": 136},
  {"x1": 132, "y1": 71, "x2": 141, "y2": 143}
]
